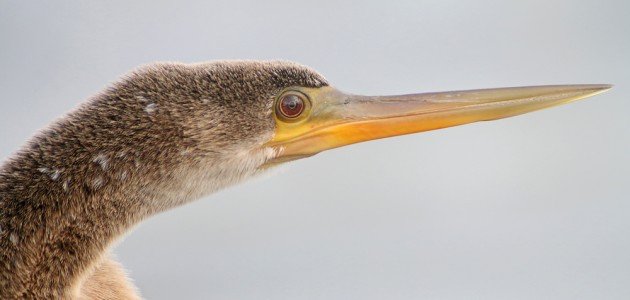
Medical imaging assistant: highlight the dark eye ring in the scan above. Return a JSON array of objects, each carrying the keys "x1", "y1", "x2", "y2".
[{"x1": 277, "y1": 93, "x2": 306, "y2": 119}]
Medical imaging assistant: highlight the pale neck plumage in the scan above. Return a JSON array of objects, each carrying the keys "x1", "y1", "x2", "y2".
[
  {"x1": 0, "y1": 135, "x2": 277, "y2": 298},
  {"x1": 0, "y1": 109, "x2": 279, "y2": 300}
]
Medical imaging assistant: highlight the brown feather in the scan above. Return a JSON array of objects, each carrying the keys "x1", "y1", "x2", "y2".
[{"x1": 0, "y1": 60, "x2": 328, "y2": 299}]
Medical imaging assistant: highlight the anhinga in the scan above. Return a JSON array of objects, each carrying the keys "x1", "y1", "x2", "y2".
[{"x1": 0, "y1": 61, "x2": 610, "y2": 299}]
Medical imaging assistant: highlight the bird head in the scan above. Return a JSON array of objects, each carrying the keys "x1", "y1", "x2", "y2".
[{"x1": 108, "y1": 60, "x2": 609, "y2": 199}]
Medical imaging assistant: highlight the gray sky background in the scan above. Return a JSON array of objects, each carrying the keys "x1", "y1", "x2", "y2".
[{"x1": 1, "y1": 1, "x2": 629, "y2": 299}]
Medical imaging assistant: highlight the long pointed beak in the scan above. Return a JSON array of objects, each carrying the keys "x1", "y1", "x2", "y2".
[{"x1": 266, "y1": 84, "x2": 611, "y2": 163}]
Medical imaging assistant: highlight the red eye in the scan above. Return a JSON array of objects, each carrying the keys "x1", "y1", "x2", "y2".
[{"x1": 278, "y1": 94, "x2": 305, "y2": 119}]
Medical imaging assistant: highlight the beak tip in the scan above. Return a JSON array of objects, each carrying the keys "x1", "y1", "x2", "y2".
[
  {"x1": 567, "y1": 84, "x2": 613, "y2": 99},
  {"x1": 588, "y1": 83, "x2": 614, "y2": 97},
  {"x1": 589, "y1": 83, "x2": 613, "y2": 92}
]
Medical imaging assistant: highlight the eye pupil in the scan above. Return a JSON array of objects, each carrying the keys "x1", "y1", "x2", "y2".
[{"x1": 278, "y1": 94, "x2": 305, "y2": 118}]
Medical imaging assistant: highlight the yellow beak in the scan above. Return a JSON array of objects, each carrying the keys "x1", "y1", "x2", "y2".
[{"x1": 266, "y1": 84, "x2": 611, "y2": 164}]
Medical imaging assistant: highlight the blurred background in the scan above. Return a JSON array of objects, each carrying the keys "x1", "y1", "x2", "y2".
[{"x1": 1, "y1": 1, "x2": 629, "y2": 299}]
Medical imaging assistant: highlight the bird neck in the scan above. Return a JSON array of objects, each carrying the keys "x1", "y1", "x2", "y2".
[
  {"x1": 0, "y1": 148, "x2": 153, "y2": 298},
  {"x1": 0, "y1": 110, "x2": 274, "y2": 299}
]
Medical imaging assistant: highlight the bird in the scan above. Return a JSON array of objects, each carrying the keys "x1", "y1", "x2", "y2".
[{"x1": 0, "y1": 60, "x2": 610, "y2": 299}]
